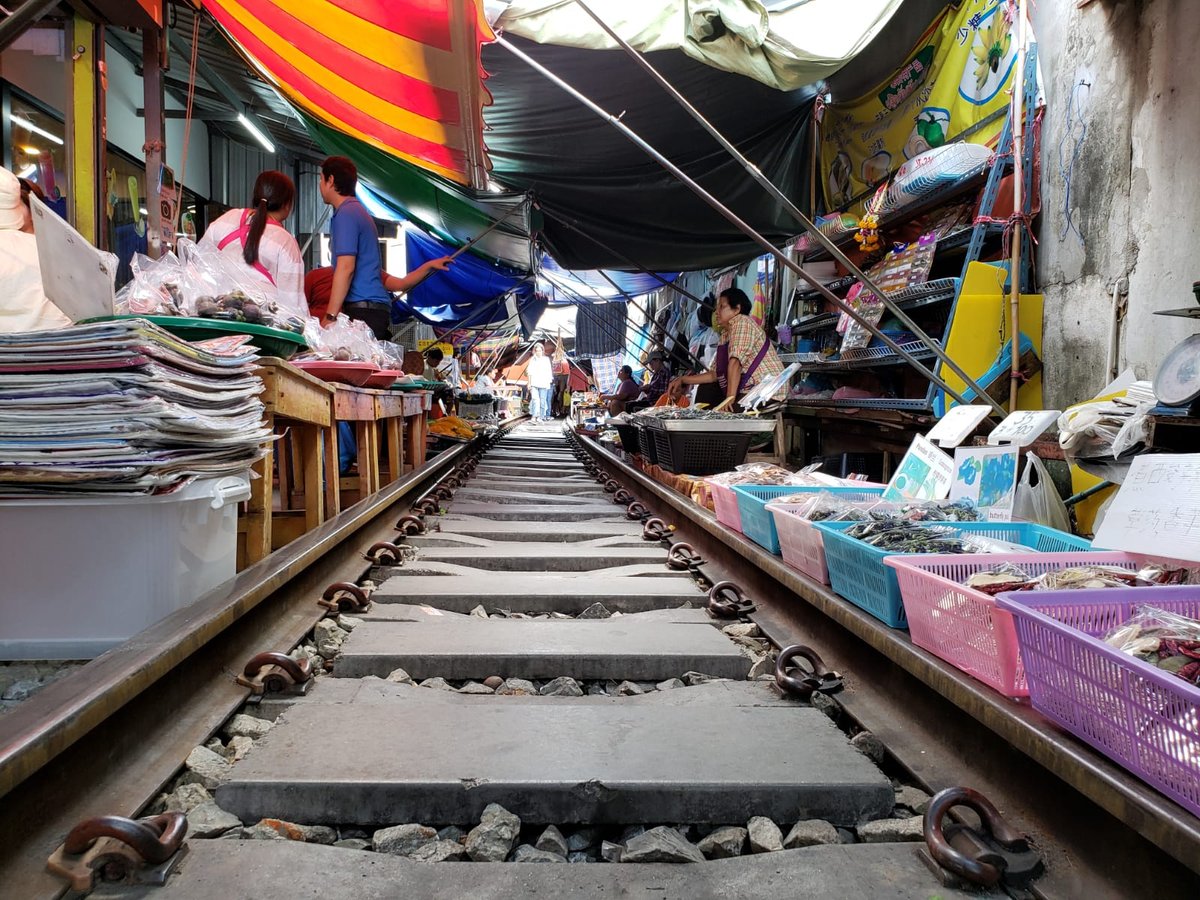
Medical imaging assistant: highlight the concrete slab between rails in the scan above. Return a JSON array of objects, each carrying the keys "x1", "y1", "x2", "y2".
[
  {"x1": 476, "y1": 465, "x2": 587, "y2": 479},
  {"x1": 453, "y1": 488, "x2": 610, "y2": 505},
  {"x1": 464, "y1": 479, "x2": 605, "y2": 495},
  {"x1": 405, "y1": 534, "x2": 645, "y2": 552},
  {"x1": 217, "y1": 702, "x2": 892, "y2": 826},
  {"x1": 445, "y1": 503, "x2": 628, "y2": 521},
  {"x1": 255, "y1": 677, "x2": 801, "y2": 718},
  {"x1": 332, "y1": 617, "x2": 749, "y2": 681},
  {"x1": 355, "y1": 605, "x2": 714, "y2": 625},
  {"x1": 410, "y1": 544, "x2": 668, "y2": 572},
  {"x1": 427, "y1": 517, "x2": 642, "y2": 542},
  {"x1": 90, "y1": 841, "x2": 991, "y2": 900},
  {"x1": 371, "y1": 572, "x2": 702, "y2": 614}
]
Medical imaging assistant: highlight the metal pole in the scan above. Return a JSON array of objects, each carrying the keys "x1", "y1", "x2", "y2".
[
  {"x1": 141, "y1": 26, "x2": 165, "y2": 260},
  {"x1": 404, "y1": 199, "x2": 531, "y2": 292},
  {"x1": 1009, "y1": 2, "x2": 1027, "y2": 412},
  {"x1": 566, "y1": 2, "x2": 1003, "y2": 417},
  {"x1": 0, "y1": 0, "x2": 60, "y2": 54},
  {"x1": 495, "y1": 36, "x2": 977, "y2": 411}
]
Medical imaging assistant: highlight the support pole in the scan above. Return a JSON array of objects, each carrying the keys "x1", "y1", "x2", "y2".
[
  {"x1": 142, "y1": 26, "x2": 165, "y2": 259},
  {"x1": 566, "y1": 2, "x2": 1005, "y2": 416},
  {"x1": 66, "y1": 13, "x2": 103, "y2": 244},
  {"x1": 1009, "y1": 1, "x2": 1027, "y2": 412},
  {"x1": 496, "y1": 36, "x2": 979, "y2": 412}
]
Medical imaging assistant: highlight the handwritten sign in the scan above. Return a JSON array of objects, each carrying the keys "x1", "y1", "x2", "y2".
[
  {"x1": 950, "y1": 446, "x2": 1019, "y2": 521},
  {"x1": 1093, "y1": 454, "x2": 1200, "y2": 561},
  {"x1": 884, "y1": 434, "x2": 955, "y2": 502},
  {"x1": 926, "y1": 405, "x2": 992, "y2": 448},
  {"x1": 987, "y1": 410, "x2": 1060, "y2": 447}
]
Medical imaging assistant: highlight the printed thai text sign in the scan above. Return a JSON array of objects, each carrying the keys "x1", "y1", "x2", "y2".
[
  {"x1": 884, "y1": 434, "x2": 955, "y2": 501},
  {"x1": 1093, "y1": 454, "x2": 1200, "y2": 562}
]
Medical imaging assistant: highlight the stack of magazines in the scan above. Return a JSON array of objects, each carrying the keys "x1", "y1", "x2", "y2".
[{"x1": 0, "y1": 319, "x2": 269, "y2": 495}]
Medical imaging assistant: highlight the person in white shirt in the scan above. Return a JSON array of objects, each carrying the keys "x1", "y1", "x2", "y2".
[
  {"x1": 0, "y1": 166, "x2": 70, "y2": 333},
  {"x1": 526, "y1": 341, "x2": 554, "y2": 421},
  {"x1": 198, "y1": 170, "x2": 305, "y2": 316}
]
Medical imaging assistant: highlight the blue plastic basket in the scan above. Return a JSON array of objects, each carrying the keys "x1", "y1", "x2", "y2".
[
  {"x1": 731, "y1": 485, "x2": 885, "y2": 555},
  {"x1": 814, "y1": 521, "x2": 1094, "y2": 628}
]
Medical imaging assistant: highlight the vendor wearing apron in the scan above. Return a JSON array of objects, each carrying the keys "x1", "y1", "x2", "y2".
[
  {"x1": 199, "y1": 170, "x2": 304, "y2": 313},
  {"x1": 671, "y1": 288, "x2": 786, "y2": 410}
]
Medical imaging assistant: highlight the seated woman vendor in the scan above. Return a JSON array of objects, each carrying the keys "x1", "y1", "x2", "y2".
[
  {"x1": 601, "y1": 365, "x2": 641, "y2": 416},
  {"x1": 670, "y1": 288, "x2": 786, "y2": 410}
]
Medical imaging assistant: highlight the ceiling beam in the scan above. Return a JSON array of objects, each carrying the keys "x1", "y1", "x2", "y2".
[
  {"x1": 136, "y1": 108, "x2": 240, "y2": 121},
  {"x1": 0, "y1": 0, "x2": 63, "y2": 55},
  {"x1": 168, "y1": 24, "x2": 277, "y2": 153}
]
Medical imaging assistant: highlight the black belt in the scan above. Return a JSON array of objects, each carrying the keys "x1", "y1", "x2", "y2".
[{"x1": 345, "y1": 300, "x2": 391, "y2": 310}]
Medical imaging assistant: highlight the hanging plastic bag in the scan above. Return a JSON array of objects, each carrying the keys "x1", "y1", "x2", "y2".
[{"x1": 1012, "y1": 451, "x2": 1071, "y2": 532}]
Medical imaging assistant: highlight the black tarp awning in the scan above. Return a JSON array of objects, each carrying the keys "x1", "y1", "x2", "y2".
[{"x1": 480, "y1": 36, "x2": 816, "y2": 271}]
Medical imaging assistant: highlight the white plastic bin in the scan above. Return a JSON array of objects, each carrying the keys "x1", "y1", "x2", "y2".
[{"x1": 0, "y1": 474, "x2": 251, "y2": 660}]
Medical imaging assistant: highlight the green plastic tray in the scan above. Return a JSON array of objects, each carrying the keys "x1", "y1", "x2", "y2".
[
  {"x1": 391, "y1": 380, "x2": 441, "y2": 391},
  {"x1": 86, "y1": 315, "x2": 307, "y2": 359}
]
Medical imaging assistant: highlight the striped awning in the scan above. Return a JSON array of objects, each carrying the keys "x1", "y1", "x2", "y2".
[{"x1": 199, "y1": 0, "x2": 493, "y2": 187}]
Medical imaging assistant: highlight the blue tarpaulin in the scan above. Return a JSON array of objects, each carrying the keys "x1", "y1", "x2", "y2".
[
  {"x1": 398, "y1": 227, "x2": 540, "y2": 329},
  {"x1": 538, "y1": 255, "x2": 677, "y2": 304}
]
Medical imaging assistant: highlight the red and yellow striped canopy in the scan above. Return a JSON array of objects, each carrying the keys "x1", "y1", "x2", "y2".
[{"x1": 199, "y1": 0, "x2": 493, "y2": 186}]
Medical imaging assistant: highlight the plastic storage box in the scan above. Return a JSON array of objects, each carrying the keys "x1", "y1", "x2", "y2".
[
  {"x1": 0, "y1": 474, "x2": 251, "y2": 660},
  {"x1": 768, "y1": 497, "x2": 887, "y2": 584},
  {"x1": 997, "y1": 586, "x2": 1200, "y2": 817},
  {"x1": 885, "y1": 551, "x2": 1143, "y2": 697},
  {"x1": 707, "y1": 481, "x2": 745, "y2": 533},
  {"x1": 734, "y1": 485, "x2": 885, "y2": 555},
  {"x1": 814, "y1": 521, "x2": 1093, "y2": 628}
]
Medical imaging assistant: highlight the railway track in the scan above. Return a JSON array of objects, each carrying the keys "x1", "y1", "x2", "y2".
[{"x1": 0, "y1": 421, "x2": 1196, "y2": 897}]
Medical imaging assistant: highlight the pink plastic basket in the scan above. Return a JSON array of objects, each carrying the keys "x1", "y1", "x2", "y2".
[
  {"x1": 885, "y1": 552, "x2": 1143, "y2": 697},
  {"x1": 996, "y1": 586, "x2": 1200, "y2": 817},
  {"x1": 707, "y1": 481, "x2": 743, "y2": 533},
  {"x1": 768, "y1": 499, "x2": 882, "y2": 584}
]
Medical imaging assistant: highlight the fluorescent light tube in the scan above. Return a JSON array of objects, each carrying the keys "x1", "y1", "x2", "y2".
[
  {"x1": 237, "y1": 114, "x2": 275, "y2": 153},
  {"x1": 11, "y1": 115, "x2": 63, "y2": 146}
]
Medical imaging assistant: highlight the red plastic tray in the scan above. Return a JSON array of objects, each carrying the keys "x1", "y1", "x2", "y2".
[
  {"x1": 292, "y1": 360, "x2": 378, "y2": 386},
  {"x1": 363, "y1": 369, "x2": 402, "y2": 389}
]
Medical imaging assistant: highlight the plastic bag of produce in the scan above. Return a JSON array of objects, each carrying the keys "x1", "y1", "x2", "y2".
[
  {"x1": 1012, "y1": 452, "x2": 1071, "y2": 532},
  {"x1": 114, "y1": 250, "x2": 185, "y2": 316},
  {"x1": 175, "y1": 238, "x2": 309, "y2": 335},
  {"x1": 1104, "y1": 605, "x2": 1200, "y2": 686}
]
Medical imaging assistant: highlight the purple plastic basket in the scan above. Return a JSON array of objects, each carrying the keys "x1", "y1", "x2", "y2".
[{"x1": 996, "y1": 586, "x2": 1200, "y2": 816}]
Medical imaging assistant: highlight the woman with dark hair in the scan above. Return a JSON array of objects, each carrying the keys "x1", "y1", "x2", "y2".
[
  {"x1": 199, "y1": 170, "x2": 305, "y2": 313},
  {"x1": 671, "y1": 287, "x2": 786, "y2": 409}
]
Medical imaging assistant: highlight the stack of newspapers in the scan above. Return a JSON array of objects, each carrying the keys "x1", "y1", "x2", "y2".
[{"x1": 0, "y1": 319, "x2": 269, "y2": 495}]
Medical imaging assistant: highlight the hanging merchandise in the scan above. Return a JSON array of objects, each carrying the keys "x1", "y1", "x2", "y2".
[
  {"x1": 821, "y1": 0, "x2": 1033, "y2": 212},
  {"x1": 590, "y1": 352, "x2": 623, "y2": 394},
  {"x1": 575, "y1": 300, "x2": 628, "y2": 357}
]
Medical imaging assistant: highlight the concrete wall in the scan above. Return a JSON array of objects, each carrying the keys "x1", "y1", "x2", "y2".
[{"x1": 1036, "y1": 0, "x2": 1200, "y2": 407}]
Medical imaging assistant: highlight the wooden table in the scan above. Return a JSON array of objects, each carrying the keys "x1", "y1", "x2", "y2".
[
  {"x1": 242, "y1": 359, "x2": 337, "y2": 567},
  {"x1": 404, "y1": 390, "x2": 431, "y2": 472},
  {"x1": 334, "y1": 387, "x2": 428, "y2": 497}
]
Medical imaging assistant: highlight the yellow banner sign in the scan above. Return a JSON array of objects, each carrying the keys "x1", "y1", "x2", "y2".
[{"x1": 821, "y1": 0, "x2": 1020, "y2": 212}]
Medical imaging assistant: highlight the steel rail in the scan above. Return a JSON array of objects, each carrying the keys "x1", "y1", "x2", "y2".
[
  {"x1": 0, "y1": 425, "x2": 514, "y2": 898},
  {"x1": 575, "y1": 435, "x2": 1200, "y2": 896}
]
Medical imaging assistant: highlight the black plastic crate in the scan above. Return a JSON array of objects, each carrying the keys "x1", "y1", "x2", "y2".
[
  {"x1": 653, "y1": 429, "x2": 752, "y2": 476},
  {"x1": 639, "y1": 424, "x2": 659, "y2": 464},
  {"x1": 613, "y1": 423, "x2": 641, "y2": 455}
]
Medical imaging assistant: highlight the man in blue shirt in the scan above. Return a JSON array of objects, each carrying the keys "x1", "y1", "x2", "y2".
[{"x1": 318, "y1": 155, "x2": 450, "y2": 339}]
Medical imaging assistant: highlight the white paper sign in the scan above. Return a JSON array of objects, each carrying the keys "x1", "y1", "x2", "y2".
[
  {"x1": 30, "y1": 194, "x2": 115, "y2": 322},
  {"x1": 1093, "y1": 454, "x2": 1200, "y2": 561},
  {"x1": 987, "y1": 410, "x2": 1061, "y2": 447},
  {"x1": 884, "y1": 434, "x2": 955, "y2": 502},
  {"x1": 926, "y1": 405, "x2": 992, "y2": 448},
  {"x1": 950, "y1": 446, "x2": 1019, "y2": 521}
]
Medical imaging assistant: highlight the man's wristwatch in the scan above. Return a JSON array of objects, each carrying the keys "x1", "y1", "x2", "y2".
[{"x1": 324, "y1": 312, "x2": 338, "y2": 322}]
